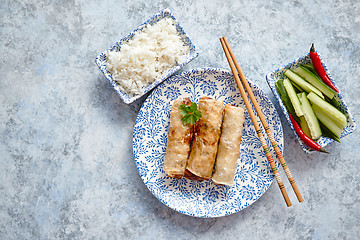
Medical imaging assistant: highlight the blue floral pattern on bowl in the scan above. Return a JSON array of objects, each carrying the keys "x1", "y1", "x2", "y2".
[
  {"x1": 266, "y1": 53, "x2": 356, "y2": 154},
  {"x1": 95, "y1": 8, "x2": 198, "y2": 104},
  {"x1": 133, "y1": 68, "x2": 284, "y2": 217}
]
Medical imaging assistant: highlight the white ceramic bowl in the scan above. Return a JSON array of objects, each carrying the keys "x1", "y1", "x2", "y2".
[
  {"x1": 266, "y1": 52, "x2": 356, "y2": 154},
  {"x1": 95, "y1": 8, "x2": 198, "y2": 104}
]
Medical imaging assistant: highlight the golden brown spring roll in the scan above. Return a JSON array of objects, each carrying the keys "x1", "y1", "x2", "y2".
[
  {"x1": 212, "y1": 104, "x2": 245, "y2": 185},
  {"x1": 185, "y1": 97, "x2": 224, "y2": 181},
  {"x1": 163, "y1": 97, "x2": 193, "y2": 178}
]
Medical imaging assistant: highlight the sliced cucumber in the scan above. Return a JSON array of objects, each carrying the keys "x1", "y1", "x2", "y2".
[
  {"x1": 275, "y1": 79, "x2": 300, "y2": 122},
  {"x1": 307, "y1": 92, "x2": 347, "y2": 128},
  {"x1": 284, "y1": 69, "x2": 324, "y2": 99},
  {"x1": 298, "y1": 92, "x2": 322, "y2": 140},
  {"x1": 291, "y1": 80, "x2": 304, "y2": 93},
  {"x1": 319, "y1": 121, "x2": 341, "y2": 143},
  {"x1": 293, "y1": 66, "x2": 336, "y2": 99},
  {"x1": 330, "y1": 97, "x2": 341, "y2": 108},
  {"x1": 312, "y1": 105, "x2": 343, "y2": 138},
  {"x1": 301, "y1": 64, "x2": 316, "y2": 75},
  {"x1": 324, "y1": 95, "x2": 342, "y2": 112},
  {"x1": 325, "y1": 95, "x2": 341, "y2": 110},
  {"x1": 283, "y1": 78, "x2": 303, "y2": 117},
  {"x1": 299, "y1": 116, "x2": 311, "y2": 137}
]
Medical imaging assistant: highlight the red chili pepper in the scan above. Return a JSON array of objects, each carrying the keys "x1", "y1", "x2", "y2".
[
  {"x1": 289, "y1": 113, "x2": 329, "y2": 153},
  {"x1": 310, "y1": 43, "x2": 339, "y2": 93}
]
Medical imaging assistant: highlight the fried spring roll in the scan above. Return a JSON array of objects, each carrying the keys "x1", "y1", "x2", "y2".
[
  {"x1": 212, "y1": 104, "x2": 245, "y2": 185},
  {"x1": 163, "y1": 98, "x2": 194, "y2": 178},
  {"x1": 185, "y1": 97, "x2": 224, "y2": 181}
]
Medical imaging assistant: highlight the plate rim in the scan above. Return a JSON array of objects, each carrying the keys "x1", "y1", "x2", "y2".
[{"x1": 133, "y1": 67, "x2": 283, "y2": 217}]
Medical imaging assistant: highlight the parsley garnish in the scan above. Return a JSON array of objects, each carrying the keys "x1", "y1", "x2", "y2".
[{"x1": 179, "y1": 102, "x2": 202, "y2": 125}]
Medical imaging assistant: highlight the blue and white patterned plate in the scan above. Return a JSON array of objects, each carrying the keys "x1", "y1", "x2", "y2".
[
  {"x1": 266, "y1": 53, "x2": 356, "y2": 154},
  {"x1": 95, "y1": 8, "x2": 198, "y2": 104},
  {"x1": 133, "y1": 68, "x2": 284, "y2": 218}
]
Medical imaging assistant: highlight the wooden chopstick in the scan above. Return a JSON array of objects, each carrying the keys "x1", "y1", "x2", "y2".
[
  {"x1": 220, "y1": 37, "x2": 297, "y2": 207},
  {"x1": 221, "y1": 37, "x2": 304, "y2": 203}
]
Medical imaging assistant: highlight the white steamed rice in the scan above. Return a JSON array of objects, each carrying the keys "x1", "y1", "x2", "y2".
[{"x1": 106, "y1": 18, "x2": 190, "y2": 96}]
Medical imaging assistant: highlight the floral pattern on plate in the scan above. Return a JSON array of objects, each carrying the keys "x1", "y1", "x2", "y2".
[{"x1": 133, "y1": 68, "x2": 283, "y2": 217}]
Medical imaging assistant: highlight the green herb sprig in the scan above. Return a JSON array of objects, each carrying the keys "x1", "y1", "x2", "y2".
[{"x1": 179, "y1": 102, "x2": 202, "y2": 125}]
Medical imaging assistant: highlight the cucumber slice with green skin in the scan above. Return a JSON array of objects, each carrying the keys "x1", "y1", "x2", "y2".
[
  {"x1": 283, "y1": 78, "x2": 303, "y2": 117},
  {"x1": 330, "y1": 97, "x2": 341, "y2": 108},
  {"x1": 289, "y1": 78, "x2": 304, "y2": 93},
  {"x1": 284, "y1": 69, "x2": 324, "y2": 99},
  {"x1": 298, "y1": 92, "x2": 322, "y2": 140},
  {"x1": 319, "y1": 121, "x2": 341, "y2": 143},
  {"x1": 299, "y1": 116, "x2": 311, "y2": 137},
  {"x1": 312, "y1": 105, "x2": 343, "y2": 138},
  {"x1": 301, "y1": 64, "x2": 316, "y2": 75},
  {"x1": 275, "y1": 79, "x2": 300, "y2": 122},
  {"x1": 293, "y1": 66, "x2": 336, "y2": 99},
  {"x1": 324, "y1": 95, "x2": 342, "y2": 112},
  {"x1": 326, "y1": 95, "x2": 341, "y2": 109},
  {"x1": 300, "y1": 64, "x2": 340, "y2": 103},
  {"x1": 307, "y1": 92, "x2": 347, "y2": 128}
]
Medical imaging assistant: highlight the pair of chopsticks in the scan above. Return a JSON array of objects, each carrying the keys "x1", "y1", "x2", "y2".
[{"x1": 220, "y1": 37, "x2": 304, "y2": 207}]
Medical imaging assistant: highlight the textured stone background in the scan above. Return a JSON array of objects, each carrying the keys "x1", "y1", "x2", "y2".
[{"x1": 1, "y1": 0, "x2": 359, "y2": 239}]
